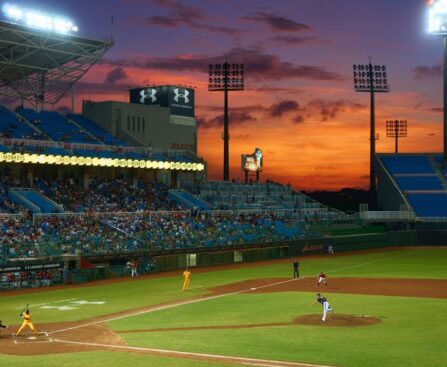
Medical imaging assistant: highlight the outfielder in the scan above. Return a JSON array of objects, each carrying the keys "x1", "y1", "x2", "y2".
[
  {"x1": 315, "y1": 293, "x2": 333, "y2": 321},
  {"x1": 182, "y1": 268, "x2": 191, "y2": 291},
  {"x1": 16, "y1": 308, "x2": 38, "y2": 336}
]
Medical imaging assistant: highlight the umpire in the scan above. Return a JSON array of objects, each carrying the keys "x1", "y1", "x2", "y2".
[{"x1": 293, "y1": 259, "x2": 300, "y2": 278}]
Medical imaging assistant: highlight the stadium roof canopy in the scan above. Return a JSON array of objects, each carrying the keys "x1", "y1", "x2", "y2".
[{"x1": 0, "y1": 20, "x2": 112, "y2": 107}]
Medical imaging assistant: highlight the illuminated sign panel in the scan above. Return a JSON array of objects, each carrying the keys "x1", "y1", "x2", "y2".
[
  {"x1": 241, "y1": 148, "x2": 263, "y2": 172},
  {"x1": 0, "y1": 153, "x2": 204, "y2": 171}
]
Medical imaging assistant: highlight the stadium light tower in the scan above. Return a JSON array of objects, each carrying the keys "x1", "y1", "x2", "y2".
[
  {"x1": 427, "y1": 0, "x2": 447, "y2": 164},
  {"x1": 353, "y1": 61, "x2": 390, "y2": 209},
  {"x1": 208, "y1": 63, "x2": 244, "y2": 181},
  {"x1": 386, "y1": 119, "x2": 407, "y2": 153}
]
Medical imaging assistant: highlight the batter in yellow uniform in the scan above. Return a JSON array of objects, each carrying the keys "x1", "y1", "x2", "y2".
[
  {"x1": 182, "y1": 268, "x2": 191, "y2": 291},
  {"x1": 16, "y1": 309, "x2": 38, "y2": 336}
]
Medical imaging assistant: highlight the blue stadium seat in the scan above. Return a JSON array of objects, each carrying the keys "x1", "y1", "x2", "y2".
[
  {"x1": 394, "y1": 176, "x2": 443, "y2": 191},
  {"x1": 381, "y1": 156, "x2": 434, "y2": 174},
  {"x1": 0, "y1": 106, "x2": 41, "y2": 139},
  {"x1": 407, "y1": 194, "x2": 447, "y2": 217},
  {"x1": 67, "y1": 114, "x2": 128, "y2": 146}
]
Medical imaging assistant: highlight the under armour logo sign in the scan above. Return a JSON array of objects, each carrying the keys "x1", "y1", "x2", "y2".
[
  {"x1": 140, "y1": 88, "x2": 157, "y2": 104},
  {"x1": 173, "y1": 88, "x2": 189, "y2": 104}
]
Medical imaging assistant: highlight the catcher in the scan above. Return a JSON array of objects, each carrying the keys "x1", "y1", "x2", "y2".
[{"x1": 16, "y1": 308, "x2": 39, "y2": 336}]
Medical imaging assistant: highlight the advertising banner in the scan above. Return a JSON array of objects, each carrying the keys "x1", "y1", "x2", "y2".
[{"x1": 129, "y1": 85, "x2": 195, "y2": 117}]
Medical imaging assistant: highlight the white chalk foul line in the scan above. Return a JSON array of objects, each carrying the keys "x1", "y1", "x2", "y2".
[
  {"x1": 49, "y1": 249, "x2": 409, "y2": 336},
  {"x1": 48, "y1": 277, "x2": 298, "y2": 335},
  {"x1": 51, "y1": 339, "x2": 335, "y2": 367}
]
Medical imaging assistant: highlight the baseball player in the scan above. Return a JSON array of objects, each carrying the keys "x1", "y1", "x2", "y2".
[
  {"x1": 314, "y1": 293, "x2": 333, "y2": 321},
  {"x1": 317, "y1": 272, "x2": 328, "y2": 287},
  {"x1": 16, "y1": 309, "x2": 39, "y2": 336},
  {"x1": 182, "y1": 268, "x2": 191, "y2": 291}
]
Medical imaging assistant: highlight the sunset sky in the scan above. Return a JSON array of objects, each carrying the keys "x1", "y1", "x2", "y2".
[{"x1": 7, "y1": 0, "x2": 446, "y2": 190}]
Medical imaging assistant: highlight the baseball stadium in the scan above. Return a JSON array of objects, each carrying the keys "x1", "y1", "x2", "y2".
[{"x1": 0, "y1": 2, "x2": 447, "y2": 367}]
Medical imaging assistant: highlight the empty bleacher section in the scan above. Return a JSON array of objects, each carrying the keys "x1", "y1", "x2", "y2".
[
  {"x1": 0, "y1": 106, "x2": 44, "y2": 140},
  {"x1": 181, "y1": 181, "x2": 345, "y2": 220},
  {"x1": 168, "y1": 189, "x2": 212, "y2": 211},
  {"x1": 406, "y1": 193, "x2": 447, "y2": 217},
  {"x1": 8, "y1": 188, "x2": 63, "y2": 214},
  {"x1": 67, "y1": 114, "x2": 128, "y2": 146},
  {"x1": 16, "y1": 108, "x2": 99, "y2": 144},
  {"x1": 380, "y1": 155, "x2": 435, "y2": 174},
  {"x1": 0, "y1": 106, "x2": 202, "y2": 164},
  {"x1": 377, "y1": 154, "x2": 447, "y2": 218}
]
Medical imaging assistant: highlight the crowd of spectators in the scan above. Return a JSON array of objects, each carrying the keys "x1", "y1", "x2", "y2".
[
  {"x1": 0, "y1": 210, "x2": 306, "y2": 263},
  {"x1": 33, "y1": 176, "x2": 181, "y2": 213}
]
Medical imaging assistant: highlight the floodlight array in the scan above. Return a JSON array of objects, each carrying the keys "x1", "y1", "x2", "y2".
[
  {"x1": 208, "y1": 63, "x2": 244, "y2": 91},
  {"x1": 428, "y1": 0, "x2": 447, "y2": 35},
  {"x1": 353, "y1": 64, "x2": 389, "y2": 92},
  {"x1": 386, "y1": 120, "x2": 408, "y2": 137},
  {"x1": 2, "y1": 3, "x2": 78, "y2": 34}
]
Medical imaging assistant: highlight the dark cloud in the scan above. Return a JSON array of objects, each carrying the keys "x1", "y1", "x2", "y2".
[
  {"x1": 133, "y1": 0, "x2": 243, "y2": 36},
  {"x1": 270, "y1": 100, "x2": 299, "y2": 117},
  {"x1": 197, "y1": 111, "x2": 256, "y2": 129},
  {"x1": 293, "y1": 115, "x2": 305, "y2": 124},
  {"x1": 431, "y1": 107, "x2": 443, "y2": 112},
  {"x1": 411, "y1": 65, "x2": 442, "y2": 79},
  {"x1": 289, "y1": 99, "x2": 365, "y2": 123},
  {"x1": 244, "y1": 12, "x2": 311, "y2": 32},
  {"x1": 201, "y1": 104, "x2": 264, "y2": 113},
  {"x1": 270, "y1": 35, "x2": 320, "y2": 45},
  {"x1": 305, "y1": 99, "x2": 365, "y2": 121},
  {"x1": 103, "y1": 47, "x2": 343, "y2": 82},
  {"x1": 105, "y1": 67, "x2": 129, "y2": 84}
]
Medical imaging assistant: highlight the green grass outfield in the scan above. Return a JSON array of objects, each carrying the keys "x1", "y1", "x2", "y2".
[{"x1": 1, "y1": 247, "x2": 447, "y2": 367}]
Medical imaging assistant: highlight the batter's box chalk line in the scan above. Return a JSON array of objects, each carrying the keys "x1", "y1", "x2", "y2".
[{"x1": 12, "y1": 331, "x2": 52, "y2": 344}]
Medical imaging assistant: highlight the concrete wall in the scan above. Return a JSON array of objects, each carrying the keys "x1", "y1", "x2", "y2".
[{"x1": 82, "y1": 100, "x2": 197, "y2": 153}]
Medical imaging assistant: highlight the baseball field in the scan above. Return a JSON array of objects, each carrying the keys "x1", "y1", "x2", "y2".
[{"x1": 0, "y1": 247, "x2": 446, "y2": 367}]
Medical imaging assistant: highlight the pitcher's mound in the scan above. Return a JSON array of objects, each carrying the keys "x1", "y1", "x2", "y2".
[{"x1": 294, "y1": 314, "x2": 381, "y2": 327}]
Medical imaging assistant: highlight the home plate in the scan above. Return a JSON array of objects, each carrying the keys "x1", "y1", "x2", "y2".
[{"x1": 27, "y1": 336, "x2": 37, "y2": 340}]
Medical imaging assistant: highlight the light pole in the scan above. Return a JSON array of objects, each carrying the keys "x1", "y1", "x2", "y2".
[
  {"x1": 427, "y1": 0, "x2": 447, "y2": 164},
  {"x1": 386, "y1": 120, "x2": 408, "y2": 154},
  {"x1": 353, "y1": 62, "x2": 390, "y2": 208},
  {"x1": 208, "y1": 63, "x2": 244, "y2": 181}
]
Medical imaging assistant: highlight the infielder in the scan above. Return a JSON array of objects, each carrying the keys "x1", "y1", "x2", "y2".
[
  {"x1": 315, "y1": 293, "x2": 333, "y2": 321},
  {"x1": 16, "y1": 309, "x2": 39, "y2": 336},
  {"x1": 182, "y1": 268, "x2": 191, "y2": 291},
  {"x1": 317, "y1": 272, "x2": 328, "y2": 287}
]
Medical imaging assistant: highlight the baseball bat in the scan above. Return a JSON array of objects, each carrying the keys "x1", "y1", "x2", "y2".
[{"x1": 19, "y1": 303, "x2": 29, "y2": 317}]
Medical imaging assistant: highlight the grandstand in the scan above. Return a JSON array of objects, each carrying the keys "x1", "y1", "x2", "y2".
[{"x1": 376, "y1": 153, "x2": 447, "y2": 219}]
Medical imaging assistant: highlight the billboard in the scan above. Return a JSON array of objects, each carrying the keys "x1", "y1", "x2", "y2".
[
  {"x1": 241, "y1": 148, "x2": 263, "y2": 172},
  {"x1": 129, "y1": 85, "x2": 195, "y2": 117}
]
